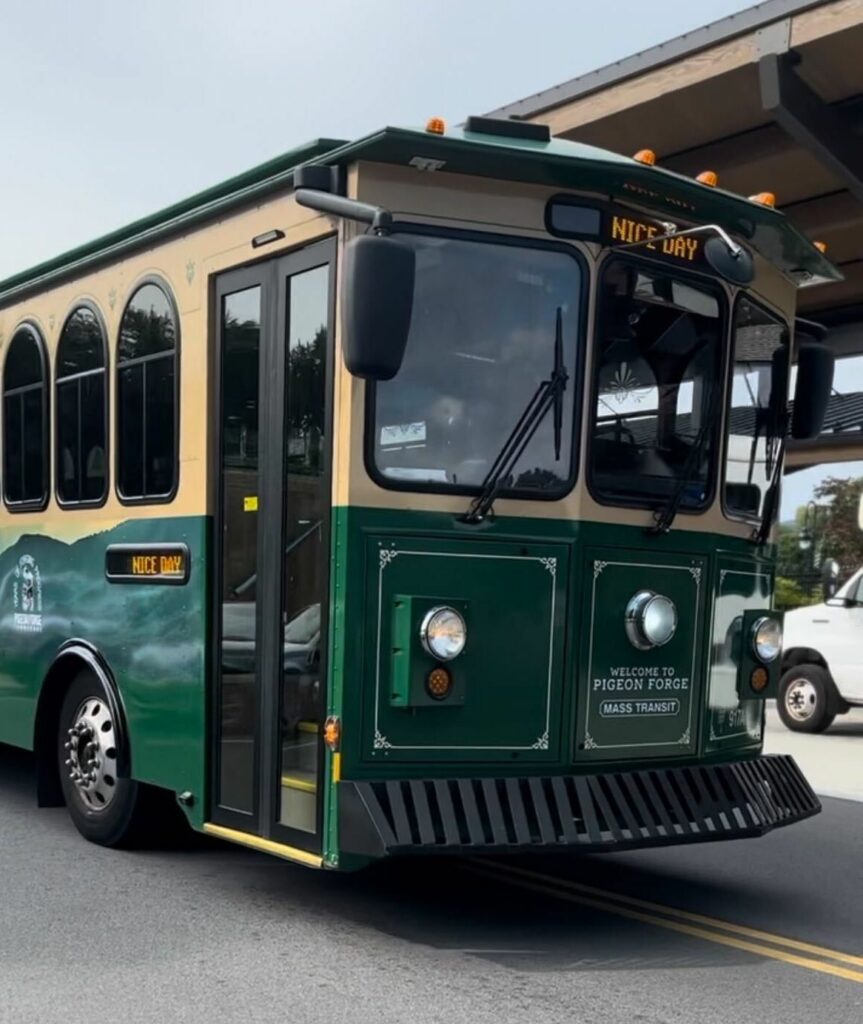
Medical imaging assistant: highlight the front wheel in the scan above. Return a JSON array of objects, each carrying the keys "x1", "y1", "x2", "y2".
[
  {"x1": 57, "y1": 671, "x2": 148, "y2": 846},
  {"x1": 777, "y1": 665, "x2": 837, "y2": 734}
]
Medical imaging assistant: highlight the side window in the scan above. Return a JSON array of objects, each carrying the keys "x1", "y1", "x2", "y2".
[
  {"x1": 724, "y1": 298, "x2": 789, "y2": 520},
  {"x1": 117, "y1": 281, "x2": 179, "y2": 501},
  {"x1": 56, "y1": 306, "x2": 108, "y2": 505},
  {"x1": 3, "y1": 325, "x2": 49, "y2": 508}
]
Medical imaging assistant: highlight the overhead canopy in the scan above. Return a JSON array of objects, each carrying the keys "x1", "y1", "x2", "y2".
[{"x1": 489, "y1": 0, "x2": 863, "y2": 320}]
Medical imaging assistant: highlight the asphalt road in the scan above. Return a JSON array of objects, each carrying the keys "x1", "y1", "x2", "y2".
[{"x1": 1, "y1": 743, "x2": 862, "y2": 1024}]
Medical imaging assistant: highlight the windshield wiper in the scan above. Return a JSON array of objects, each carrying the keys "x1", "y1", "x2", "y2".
[
  {"x1": 462, "y1": 307, "x2": 568, "y2": 524},
  {"x1": 753, "y1": 413, "x2": 788, "y2": 546},
  {"x1": 647, "y1": 385, "x2": 718, "y2": 536}
]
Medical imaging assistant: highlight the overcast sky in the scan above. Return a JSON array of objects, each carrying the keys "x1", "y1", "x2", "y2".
[{"x1": 1, "y1": 0, "x2": 757, "y2": 279}]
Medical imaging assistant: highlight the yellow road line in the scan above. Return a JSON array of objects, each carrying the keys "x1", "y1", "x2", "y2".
[
  {"x1": 464, "y1": 863, "x2": 863, "y2": 985},
  {"x1": 475, "y1": 860, "x2": 863, "y2": 969}
]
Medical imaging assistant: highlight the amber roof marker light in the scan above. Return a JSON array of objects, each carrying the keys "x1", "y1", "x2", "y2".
[
  {"x1": 633, "y1": 149, "x2": 656, "y2": 165},
  {"x1": 696, "y1": 170, "x2": 718, "y2": 187},
  {"x1": 425, "y1": 117, "x2": 447, "y2": 135},
  {"x1": 749, "y1": 191, "x2": 777, "y2": 207}
]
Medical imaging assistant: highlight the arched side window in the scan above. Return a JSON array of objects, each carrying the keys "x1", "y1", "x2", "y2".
[
  {"x1": 3, "y1": 324, "x2": 49, "y2": 509},
  {"x1": 117, "y1": 281, "x2": 179, "y2": 501},
  {"x1": 56, "y1": 305, "x2": 108, "y2": 505}
]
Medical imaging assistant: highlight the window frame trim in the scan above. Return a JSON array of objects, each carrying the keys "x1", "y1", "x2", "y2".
[
  {"x1": 115, "y1": 274, "x2": 181, "y2": 506},
  {"x1": 363, "y1": 222, "x2": 590, "y2": 503},
  {"x1": 585, "y1": 251, "x2": 730, "y2": 515},
  {"x1": 55, "y1": 299, "x2": 110, "y2": 509},
  {"x1": 720, "y1": 290, "x2": 791, "y2": 528},
  {"x1": 3, "y1": 320, "x2": 50, "y2": 513}
]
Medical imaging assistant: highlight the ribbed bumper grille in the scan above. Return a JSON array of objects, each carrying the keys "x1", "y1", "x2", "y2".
[{"x1": 339, "y1": 754, "x2": 820, "y2": 857}]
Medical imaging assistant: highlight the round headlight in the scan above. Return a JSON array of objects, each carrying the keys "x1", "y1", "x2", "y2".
[
  {"x1": 419, "y1": 606, "x2": 467, "y2": 661},
  {"x1": 752, "y1": 616, "x2": 782, "y2": 663},
  {"x1": 625, "y1": 590, "x2": 677, "y2": 650}
]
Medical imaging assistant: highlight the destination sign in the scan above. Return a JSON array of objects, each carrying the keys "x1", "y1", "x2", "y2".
[
  {"x1": 608, "y1": 214, "x2": 702, "y2": 263},
  {"x1": 105, "y1": 544, "x2": 190, "y2": 585}
]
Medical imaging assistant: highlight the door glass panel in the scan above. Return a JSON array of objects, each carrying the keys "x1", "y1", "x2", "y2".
[
  {"x1": 279, "y1": 264, "x2": 329, "y2": 832},
  {"x1": 218, "y1": 285, "x2": 261, "y2": 815}
]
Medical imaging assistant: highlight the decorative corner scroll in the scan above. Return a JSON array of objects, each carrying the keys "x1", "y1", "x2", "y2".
[
  {"x1": 530, "y1": 731, "x2": 549, "y2": 750},
  {"x1": 48, "y1": 314, "x2": 56, "y2": 331},
  {"x1": 379, "y1": 548, "x2": 398, "y2": 569},
  {"x1": 539, "y1": 557, "x2": 557, "y2": 576},
  {"x1": 108, "y1": 287, "x2": 118, "y2": 311},
  {"x1": 719, "y1": 569, "x2": 729, "y2": 585},
  {"x1": 373, "y1": 730, "x2": 392, "y2": 750},
  {"x1": 186, "y1": 258, "x2": 196, "y2": 284},
  {"x1": 678, "y1": 726, "x2": 691, "y2": 745},
  {"x1": 593, "y1": 560, "x2": 608, "y2": 578},
  {"x1": 688, "y1": 566, "x2": 702, "y2": 584},
  {"x1": 583, "y1": 732, "x2": 598, "y2": 750}
]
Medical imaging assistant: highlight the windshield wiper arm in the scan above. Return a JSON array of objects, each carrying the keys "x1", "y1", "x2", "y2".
[
  {"x1": 462, "y1": 307, "x2": 568, "y2": 524},
  {"x1": 753, "y1": 413, "x2": 788, "y2": 546},
  {"x1": 647, "y1": 385, "x2": 718, "y2": 536}
]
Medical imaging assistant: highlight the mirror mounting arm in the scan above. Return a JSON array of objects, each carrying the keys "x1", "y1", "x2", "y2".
[
  {"x1": 295, "y1": 188, "x2": 394, "y2": 235},
  {"x1": 615, "y1": 222, "x2": 743, "y2": 258}
]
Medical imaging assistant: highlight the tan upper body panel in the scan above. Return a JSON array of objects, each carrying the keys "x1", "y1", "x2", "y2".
[
  {"x1": 0, "y1": 157, "x2": 799, "y2": 544},
  {"x1": 0, "y1": 193, "x2": 334, "y2": 536}
]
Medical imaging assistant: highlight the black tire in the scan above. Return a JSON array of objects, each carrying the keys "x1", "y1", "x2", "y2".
[
  {"x1": 57, "y1": 670, "x2": 151, "y2": 847},
  {"x1": 777, "y1": 664, "x2": 837, "y2": 734}
]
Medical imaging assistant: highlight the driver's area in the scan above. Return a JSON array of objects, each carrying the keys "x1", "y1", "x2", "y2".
[{"x1": 589, "y1": 258, "x2": 724, "y2": 510}]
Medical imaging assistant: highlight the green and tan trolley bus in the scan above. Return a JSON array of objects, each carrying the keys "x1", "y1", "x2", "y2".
[{"x1": 0, "y1": 115, "x2": 838, "y2": 870}]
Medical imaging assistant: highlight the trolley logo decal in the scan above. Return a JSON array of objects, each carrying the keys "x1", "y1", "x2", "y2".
[
  {"x1": 12, "y1": 554, "x2": 43, "y2": 633},
  {"x1": 608, "y1": 362, "x2": 649, "y2": 404}
]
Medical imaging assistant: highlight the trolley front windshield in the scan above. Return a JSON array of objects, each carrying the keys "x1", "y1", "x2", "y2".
[{"x1": 588, "y1": 259, "x2": 724, "y2": 510}]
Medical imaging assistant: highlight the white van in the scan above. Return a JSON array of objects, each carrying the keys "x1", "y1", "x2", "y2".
[{"x1": 781, "y1": 568, "x2": 863, "y2": 731}]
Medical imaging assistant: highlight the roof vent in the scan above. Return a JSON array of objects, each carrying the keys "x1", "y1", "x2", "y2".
[{"x1": 464, "y1": 116, "x2": 550, "y2": 143}]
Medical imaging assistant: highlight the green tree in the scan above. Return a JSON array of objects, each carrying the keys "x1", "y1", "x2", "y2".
[{"x1": 813, "y1": 475, "x2": 863, "y2": 578}]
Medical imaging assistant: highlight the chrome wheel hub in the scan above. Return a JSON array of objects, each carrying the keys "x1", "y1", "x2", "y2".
[
  {"x1": 64, "y1": 698, "x2": 118, "y2": 810},
  {"x1": 785, "y1": 679, "x2": 818, "y2": 722}
]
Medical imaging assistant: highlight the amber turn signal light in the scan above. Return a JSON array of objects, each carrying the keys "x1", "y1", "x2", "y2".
[
  {"x1": 426, "y1": 665, "x2": 454, "y2": 701},
  {"x1": 750, "y1": 667, "x2": 769, "y2": 693},
  {"x1": 425, "y1": 117, "x2": 447, "y2": 135},
  {"x1": 633, "y1": 149, "x2": 656, "y2": 165},
  {"x1": 323, "y1": 716, "x2": 341, "y2": 751}
]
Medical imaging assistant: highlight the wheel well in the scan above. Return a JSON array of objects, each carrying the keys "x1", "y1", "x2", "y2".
[
  {"x1": 33, "y1": 646, "x2": 127, "y2": 808},
  {"x1": 781, "y1": 646, "x2": 829, "y2": 675}
]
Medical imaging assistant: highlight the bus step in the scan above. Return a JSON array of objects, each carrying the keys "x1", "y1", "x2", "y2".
[{"x1": 279, "y1": 771, "x2": 317, "y2": 832}]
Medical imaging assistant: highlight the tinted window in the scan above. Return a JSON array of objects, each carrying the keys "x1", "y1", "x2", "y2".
[
  {"x1": 3, "y1": 326, "x2": 48, "y2": 506},
  {"x1": 56, "y1": 306, "x2": 108, "y2": 504},
  {"x1": 589, "y1": 260, "x2": 724, "y2": 508},
  {"x1": 547, "y1": 201, "x2": 602, "y2": 239},
  {"x1": 117, "y1": 282, "x2": 178, "y2": 500},
  {"x1": 372, "y1": 233, "x2": 582, "y2": 495},
  {"x1": 724, "y1": 298, "x2": 789, "y2": 520}
]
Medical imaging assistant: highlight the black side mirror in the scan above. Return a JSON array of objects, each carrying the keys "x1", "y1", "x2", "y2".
[
  {"x1": 341, "y1": 234, "x2": 415, "y2": 380},
  {"x1": 791, "y1": 341, "x2": 834, "y2": 439}
]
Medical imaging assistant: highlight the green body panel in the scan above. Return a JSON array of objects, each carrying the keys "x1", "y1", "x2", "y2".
[
  {"x1": 328, "y1": 506, "x2": 776, "y2": 806},
  {"x1": 705, "y1": 562, "x2": 773, "y2": 752},
  {"x1": 578, "y1": 549, "x2": 705, "y2": 758},
  {"x1": 366, "y1": 537, "x2": 566, "y2": 760},
  {"x1": 0, "y1": 516, "x2": 208, "y2": 828}
]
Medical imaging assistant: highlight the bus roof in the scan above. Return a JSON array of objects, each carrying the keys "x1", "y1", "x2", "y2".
[{"x1": 0, "y1": 122, "x2": 840, "y2": 307}]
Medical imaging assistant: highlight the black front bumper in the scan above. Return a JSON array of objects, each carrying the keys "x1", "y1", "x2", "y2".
[{"x1": 339, "y1": 754, "x2": 820, "y2": 858}]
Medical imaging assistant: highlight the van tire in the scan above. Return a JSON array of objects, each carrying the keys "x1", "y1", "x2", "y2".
[
  {"x1": 777, "y1": 665, "x2": 837, "y2": 734},
  {"x1": 57, "y1": 671, "x2": 153, "y2": 847}
]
